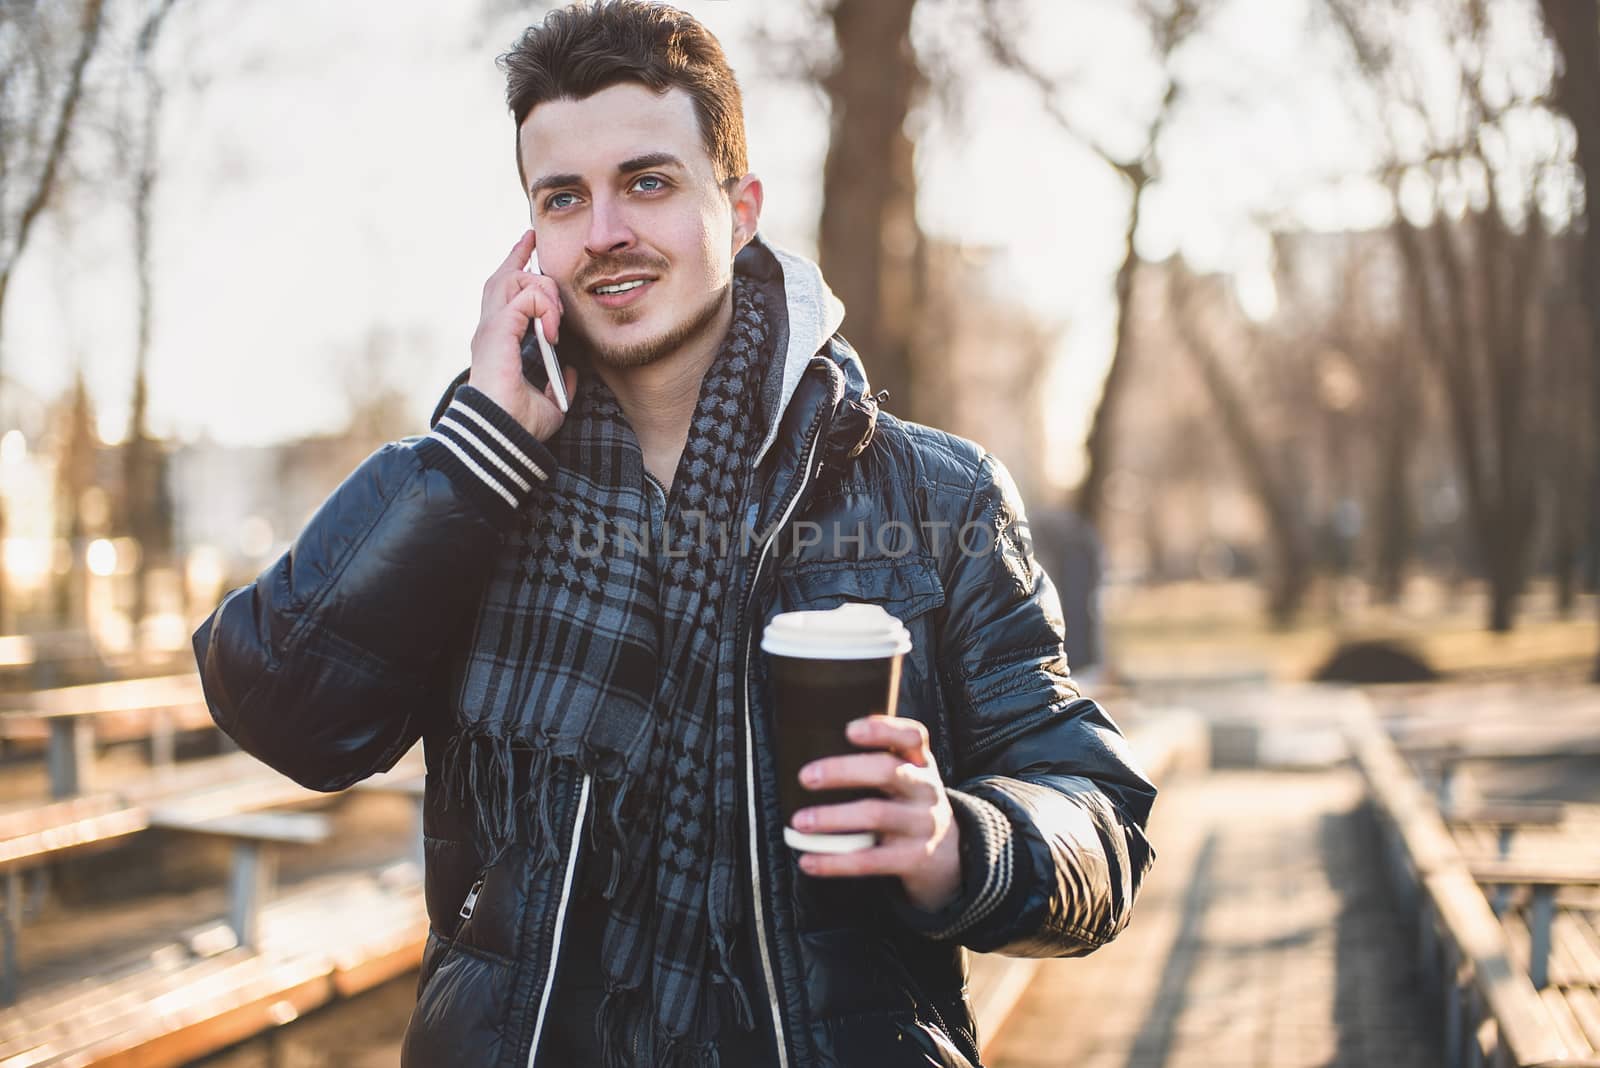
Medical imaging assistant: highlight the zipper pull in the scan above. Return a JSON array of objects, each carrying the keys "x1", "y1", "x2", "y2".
[{"x1": 459, "y1": 878, "x2": 485, "y2": 920}]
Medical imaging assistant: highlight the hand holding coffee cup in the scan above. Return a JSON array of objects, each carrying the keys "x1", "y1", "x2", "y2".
[{"x1": 761, "y1": 603, "x2": 963, "y2": 912}]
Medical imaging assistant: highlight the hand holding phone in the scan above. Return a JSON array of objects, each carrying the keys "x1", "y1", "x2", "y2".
[
  {"x1": 469, "y1": 230, "x2": 576, "y2": 442},
  {"x1": 527, "y1": 249, "x2": 569, "y2": 414}
]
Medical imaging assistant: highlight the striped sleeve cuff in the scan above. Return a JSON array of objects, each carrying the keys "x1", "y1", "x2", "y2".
[
  {"x1": 413, "y1": 384, "x2": 558, "y2": 517},
  {"x1": 890, "y1": 789, "x2": 1016, "y2": 941}
]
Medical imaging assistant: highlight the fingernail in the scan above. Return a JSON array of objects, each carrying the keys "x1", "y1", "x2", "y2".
[
  {"x1": 794, "y1": 810, "x2": 813, "y2": 830},
  {"x1": 846, "y1": 719, "x2": 869, "y2": 741},
  {"x1": 800, "y1": 764, "x2": 819, "y2": 786}
]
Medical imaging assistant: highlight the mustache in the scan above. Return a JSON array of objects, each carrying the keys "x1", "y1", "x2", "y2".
[{"x1": 574, "y1": 253, "x2": 669, "y2": 290}]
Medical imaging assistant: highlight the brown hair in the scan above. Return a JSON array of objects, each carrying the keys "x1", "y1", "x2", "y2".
[{"x1": 498, "y1": 0, "x2": 749, "y2": 193}]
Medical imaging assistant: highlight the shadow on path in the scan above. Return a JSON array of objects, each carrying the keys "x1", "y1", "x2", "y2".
[
  {"x1": 1320, "y1": 806, "x2": 1442, "y2": 1068},
  {"x1": 1121, "y1": 831, "x2": 1219, "y2": 1068}
]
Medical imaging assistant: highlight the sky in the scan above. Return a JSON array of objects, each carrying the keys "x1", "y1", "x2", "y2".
[{"x1": 1, "y1": 0, "x2": 1391, "y2": 488}]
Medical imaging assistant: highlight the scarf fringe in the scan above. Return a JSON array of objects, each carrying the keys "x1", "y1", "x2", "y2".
[
  {"x1": 601, "y1": 771, "x2": 634, "y2": 900},
  {"x1": 437, "y1": 732, "x2": 568, "y2": 868}
]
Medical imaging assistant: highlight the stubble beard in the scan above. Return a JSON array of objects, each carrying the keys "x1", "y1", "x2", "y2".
[{"x1": 572, "y1": 282, "x2": 731, "y2": 371}]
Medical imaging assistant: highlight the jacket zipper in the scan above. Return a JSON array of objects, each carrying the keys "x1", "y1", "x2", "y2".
[
  {"x1": 458, "y1": 879, "x2": 485, "y2": 920},
  {"x1": 524, "y1": 773, "x2": 592, "y2": 1068},
  {"x1": 916, "y1": 982, "x2": 978, "y2": 1065},
  {"x1": 737, "y1": 416, "x2": 827, "y2": 1068}
]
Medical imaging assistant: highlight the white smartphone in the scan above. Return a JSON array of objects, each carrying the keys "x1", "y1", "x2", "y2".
[{"x1": 526, "y1": 249, "x2": 569, "y2": 413}]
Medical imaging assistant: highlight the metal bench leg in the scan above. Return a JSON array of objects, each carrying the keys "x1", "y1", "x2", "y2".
[
  {"x1": 150, "y1": 708, "x2": 175, "y2": 769},
  {"x1": 1491, "y1": 827, "x2": 1512, "y2": 915},
  {"x1": 46, "y1": 719, "x2": 94, "y2": 799},
  {"x1": 1436, "y1": 760, "x2": 1456, "y2": 808},
  {"x1": 1, "y1": 871, "x2": 20, "y2": 1004},
  {"x1": 26, "y1": 868, "x2": 48, "y2": 921},
  {"x1": 1528, "y1": 884, "x2": 1555, "y2": 990},
  {"x1": 228, "y1": 842, "x2": 277, "y2": 952}
]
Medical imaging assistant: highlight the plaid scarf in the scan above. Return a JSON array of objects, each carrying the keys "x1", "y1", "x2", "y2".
[{"x1": 443, "y1": 278, "x2": 772, "y2": 1067}]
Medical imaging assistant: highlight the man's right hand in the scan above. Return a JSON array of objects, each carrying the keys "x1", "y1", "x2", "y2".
[{"x1": 469, "y1": 230, "x2": 578, "y2": 441}]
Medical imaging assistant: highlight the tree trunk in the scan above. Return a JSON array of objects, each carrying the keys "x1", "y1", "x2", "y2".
[
  {"x1": 0, "y1": 0, "x2": 110, "y2": 636},
  {"x1": 0, "y1": 0, "x2": 109, "y2": 389},
  {"x1": 1076, "y1": 192, "x2": 1145, "y2": 531},
  {"x1": 1169, "y1": 267, "x2": 1313, "y2": 628},
  {"x1": 1537, "y1": 0, "x2": 1600, "y2": 680},
  {"x1": 818, "y1": 0, "x2": 924, "y2": 418},
  {"x1": 1484, "y1": 510, "x2": 1531, "y2": 634},
  {"x1": 1554, "y1": 505, "x2": 1579, "y2": 618},
  {"x1": 1372, "y1": 429, "x2": 1413, "y2": 605}
]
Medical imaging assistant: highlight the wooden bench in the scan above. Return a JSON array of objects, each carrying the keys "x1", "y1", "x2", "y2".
[
  {"x1": 1343, "y1": 698, "x2": 1581, "y2": 1066},
  {"x1": 1466, "y1": 859, "x2": 1600, "y2": 992},
  {"x1": 0, "y1": 674, "x2": 213, "y2": 799},
  {"x1": 1445, "y1": 801, "x2": 1571, "y2": 917},
  {"x1": 148, "y1": 810, "x2": 331, "y2": 952},
  {"x1": 0, "y1": 746, "x2": 409, "y2": 1005},
  {"x1": 0, "y1": 866, "x2": 426, "y2": 1067},
  {"x1": 1403, "y1": 738, "x2": 1600, "y2": 810}
]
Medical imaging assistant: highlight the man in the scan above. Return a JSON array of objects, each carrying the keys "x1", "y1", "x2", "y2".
[{"x1": 192, "y1": 2, "x2": 1156, "y2": 1065}]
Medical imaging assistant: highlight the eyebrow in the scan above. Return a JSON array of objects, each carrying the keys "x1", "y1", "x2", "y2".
[{"x1": 528, "y1": 152, "x2": 688, "y2": 198}]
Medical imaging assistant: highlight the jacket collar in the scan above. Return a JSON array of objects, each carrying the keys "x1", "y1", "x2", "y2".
[{"x1": 736, "y1": 235, "x2": 879, "y2": 471}]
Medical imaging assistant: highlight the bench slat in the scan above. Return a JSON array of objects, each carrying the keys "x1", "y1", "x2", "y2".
[
  {"x1": 1469, "y1": 859, "x2": 1600, "y2": 886},
  {"x1": 148, "y1": 811, "x2": 330, "y2": 845}
]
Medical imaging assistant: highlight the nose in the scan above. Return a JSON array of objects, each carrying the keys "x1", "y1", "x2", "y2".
[{"x1": 583, "y1": 193, "x2": 635, "y2": 257}]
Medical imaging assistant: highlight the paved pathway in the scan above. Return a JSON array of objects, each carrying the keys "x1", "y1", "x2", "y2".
[{"x1": 988, "y1": 768, "x2": 1442, "y2": 1068}]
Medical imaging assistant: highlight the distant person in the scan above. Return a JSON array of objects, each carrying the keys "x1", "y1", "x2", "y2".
[
  {"x1": 192, "y1": 3, "x2": 1155, "y2": 1065},
  {"x1": 1028, "y1": 503, "x2": 1106, "y2": 686}
]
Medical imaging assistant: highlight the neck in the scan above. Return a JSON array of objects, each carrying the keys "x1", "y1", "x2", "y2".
[{"x1": 594, "y1": 294, "x2": 734, "y2": 490}]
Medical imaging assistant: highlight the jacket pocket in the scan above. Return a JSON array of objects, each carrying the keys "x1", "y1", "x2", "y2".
[
  {"x1": 402, "y1": 941, "x2": 511, "y2": 1067},
  {"x1": 776, "y1": 554, "x2": 944, "y2": 619}
]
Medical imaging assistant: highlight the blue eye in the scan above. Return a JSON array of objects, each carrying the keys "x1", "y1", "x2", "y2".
[
  {"x1": 632, "y1": 175, "x2": 666, "y2": 192},
  {"x1": 545, "y1": 191, "x2": 578, "y2": 211}
]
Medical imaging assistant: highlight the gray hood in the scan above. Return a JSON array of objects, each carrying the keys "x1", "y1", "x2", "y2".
[{"x1": 734, "y1": 234, "x2": 852, "y2": 468}]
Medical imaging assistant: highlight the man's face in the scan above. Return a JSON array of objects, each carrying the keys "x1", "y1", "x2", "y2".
[{"x1": 518, "y1": 83, "x2": 759, "y2": 369}]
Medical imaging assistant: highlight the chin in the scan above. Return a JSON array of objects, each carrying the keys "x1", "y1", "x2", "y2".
[
  {"x1": 582, "y1": 324, "x2": 681, "y2": 370},
  {"x1": 576, "y1": 286, "x2": 729, "y2": 370}
]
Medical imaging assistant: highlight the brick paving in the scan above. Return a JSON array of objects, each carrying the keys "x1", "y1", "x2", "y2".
[{"x1": 988, "y1": 769, "x2": 1442, "y2": 1068}]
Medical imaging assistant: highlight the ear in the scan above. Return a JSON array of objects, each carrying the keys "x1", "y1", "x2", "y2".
[{"x1": 728, "y1": 173, "x2": 764, "y2": 254}]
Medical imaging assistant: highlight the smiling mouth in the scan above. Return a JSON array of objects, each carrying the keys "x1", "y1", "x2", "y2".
[
  {"x1": 592, "y1": 279, "x2": 650, "y2": 295},
  {"x1": 587, "y1": 276, "x2": 656, "y2": 309}
]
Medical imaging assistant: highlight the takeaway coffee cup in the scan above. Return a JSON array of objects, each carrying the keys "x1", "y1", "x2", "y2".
[{"x1": 761, "y1": 603, "x2": 912, "y2": 854}]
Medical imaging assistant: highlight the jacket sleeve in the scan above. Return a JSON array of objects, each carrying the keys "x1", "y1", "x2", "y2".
[
  {"x1": 891, "y1": 453, "x2": 1156, "y2": 957},
  {"x1": 191, "y1": 383, "x2": 559, "y2": 792}
]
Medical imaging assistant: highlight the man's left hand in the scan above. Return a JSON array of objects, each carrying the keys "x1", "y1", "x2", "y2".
[{"x1": 793, "y1": 715, "x2": 962, "y2": 912}]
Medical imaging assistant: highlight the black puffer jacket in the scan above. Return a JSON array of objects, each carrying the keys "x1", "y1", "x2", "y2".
[{"x1": 193, "y1": 237, "x2": 1157, "y2": 1068}]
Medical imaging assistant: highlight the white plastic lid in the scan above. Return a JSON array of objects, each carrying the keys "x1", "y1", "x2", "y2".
[{"x1": 760, "y1": 602, "x2": 912, "y2": 660}]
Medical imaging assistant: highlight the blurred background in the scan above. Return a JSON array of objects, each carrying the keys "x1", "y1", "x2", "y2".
[{"x1": 0, "y1": 0, "x2": 1596, "y2": 1065}]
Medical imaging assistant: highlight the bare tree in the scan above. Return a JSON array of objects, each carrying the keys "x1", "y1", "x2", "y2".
[
  {"x1": 114, "y1": 0, "x2": 184, "y2": 645},
  {"x1": 1536, "y1": 266, "x2": 1593, "y2": 618},
  {"x1": 51, "y1": 369, "x2": 99, "y2": 631},
  {"x1": 977, "y1": 0, "x2": 1204, "y2": 532},
  {"x1": 815, "y1": 0, "x2": 926, "y2": 416},
  {"x1": 1536, "y1": 0, "x2": 1600, "y2": 677},
  {"x1": 1275, "y1": 231, "x2": 1427, "y2": 605},
  {"x1": 0, "y1": 0, "x2": 110, "y2": 630},
  {"x1": 1164, "y1": 259, "x2": 1316, "y2": 625},
  {"x1": 1326, "y1": 0, "x2": 1573, "y2": 632}
]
